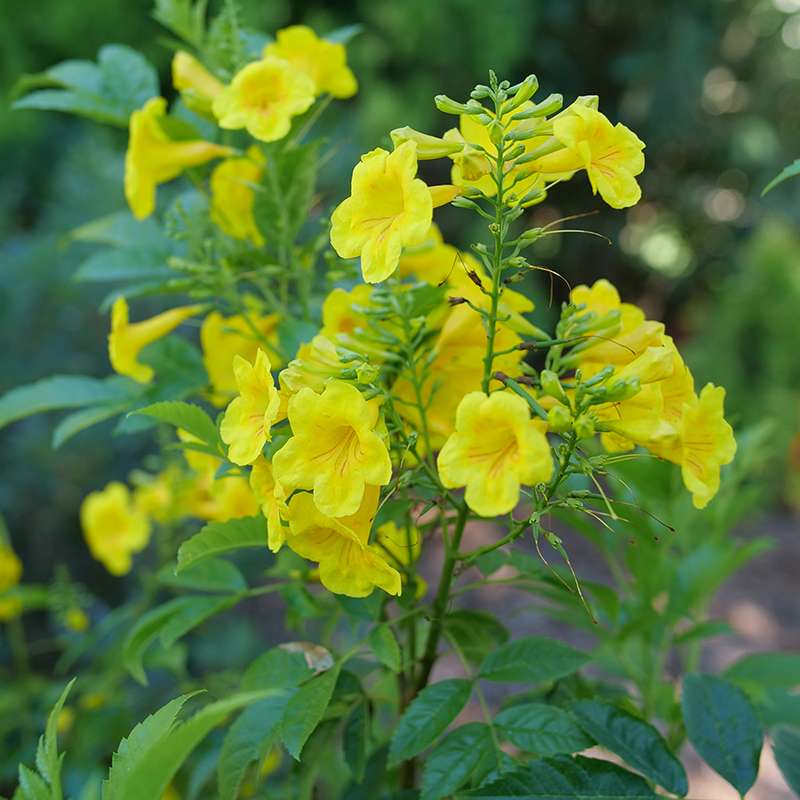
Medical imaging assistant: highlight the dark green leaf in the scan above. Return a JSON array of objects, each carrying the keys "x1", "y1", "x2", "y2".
[
  {"x1": 74, "y1": 248, "x2": 174, "y2": 283},
  {"x1": 157, "y1": 559, "x2": 246, "y2": 594},
  {"x1": 177, "y1": 516, "x2": 266, "y2": 573},
  {"x1": 445, "y1": 610, "x2": 509, "y2": 665},
  {"x1": 134, "y1": 401, "x2": 219, "y2": 448},
  {"x1": 421, "y1": 722, "x2": 495, "y2": 800},
  {"x1": 16, "y1": 765, "x2": 51, "y2": 800},
  {"x1": 479, "y1": 637, "x2": 589, "y2": 684},
  {"x1": 158, "y1": 594, "x2": 238, "y2": 648},
  {"x1": 368, "y1": 624, "x2": 401, "y2": 672},
  {"x1": 495, "y1": 703, "x2": 592, "y2": 757},
  {"x1": 344, "y1": 699, "x2": 370, "y2": 782},
  {"x1": 763, "y1": 159, "x2": 800, "y2": 195},
  {"x1": 460, "y1": 755, "x2": 658, "y2": 798},
  {"x1": 242, "y1": 647, "x2": 313, "y2": 692},
  {"x1": 682, "y1": 673, "x2": 762, "y2": 795},
  {"x1": 52, "y1": 403, "x2": 129, "y2": 448},
  {"x1": 571, "y1": 701, "x2": 687, "y2": 796},
  {"x1": 388, "y1": 679, "x2": 473, "y2": 766},
  {"x1": 723, "y1": 651, "x2": 800, "y2": 690},
  {"x1": 34, "y1": 678, "x2": 75, "y2": 789},
  {"x1": 280, "y1": 665, "x2": 341, "y2": 759},
  {"x1": 773, "y1": 726, "x2": 800, "y2": 795}
]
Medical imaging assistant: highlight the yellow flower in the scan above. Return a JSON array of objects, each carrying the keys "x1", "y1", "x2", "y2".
[
  {"x1": 272, "y1": 380, "x2": 392, "y2": 517},
  {"x1": 374, "y1": 521, "x2": 421, "y2": 567},
  {"x1": 80, "y1": 482, "x2": 151, "y2": 575},
  {"x1": 278, "y1": 335, "x2": 345, "y2": 397},
  {"x1": 172, "y1": 51, "x2": 224, "y2": 115},
  {"x1": 221, "y1": 349, "x2": 281, "y2": 466},
  {"x1": 109, "y1": 297, "x2": 202, "y2": 384},
  {"x1": 65, "y1": 607, "x2": 90, "y2": 633},
  {"x1": 657, "y1": 336, "x2": 696, "y2": 427},
  {"x1": 250, "y1": 458, "x2": 287, "y2": 553},
  {"x1": 285, "y1": 489, "x2": 401, "y2": 597},
  {"x1": 658, "y1": 384, "x2": 737, "y2": 509},
  {"x1": 264, "y1": 25, "x2": 357, "y2": 99},
  {"x1": 213, "y1": 56, "x2": 315, "y2": 143},
  {"x1": 320, "y1": 285, "x2": 373, "y2": 340},
  {"x1": 200, "y1": 307, "x2": 282, "y2": 405},
  {"x1": 125, "y1": 97, "x2": 231, "y2": 219},
  {"x1": 537, "y1": 105, "x2": 645, "y2": 209},
  {"x1": 189, "y1": 474, "x2": 260, "y2": 522},
  {"x1": 0, "y1": 544, "x2": 22, "y2": 593},
  {"x1": 210, "y1": 146, "x2": 265, "y2": 245},
  {"x1": 0, "y1": 598, "x2": 22, "y2": 621},
  {"x1": 398, "y1": 223, "x2": 460, "y2": 286},
  {"x1": 132, "y1": 466, "x2": 183, "y2": 524},
  {"x1": 330, "y1": 142, "x2": 433, "y2": 283},
  {"x1": 596, "y1": 383, "x2": 676, "y2": 453},
  {"x1": 438, "y1": 391, "x2": 553, "y2": 517}
]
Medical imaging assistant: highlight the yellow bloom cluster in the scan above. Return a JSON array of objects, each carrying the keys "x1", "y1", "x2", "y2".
[{"x1": 0, "y1": 542, "x2": 23, "y2": 621}]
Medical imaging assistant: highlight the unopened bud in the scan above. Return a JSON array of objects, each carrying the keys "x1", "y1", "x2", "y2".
[
  {"x1": 548, "y1": 404, "x2": 572, "y2": 433},
  {"x1": 390, "y1": 126, "x2": 462, "y2": 159},
  {"x1": 540, "y1": 369, "x2": 568, "y2": 403},
  {"x1": 503, "y1": 74, "x2": 539, "y2": 114},
  {"x1": 355, "y1": 362, "x2": 380, "y2": 384},
  {"x1": 435, "y1": 95, "x2": 476, "y2": 115},
  {"x1": 574, "y1": 414, "x2": 596, "y2": 440}
]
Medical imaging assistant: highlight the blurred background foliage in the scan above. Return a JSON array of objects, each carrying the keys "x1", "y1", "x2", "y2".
[{"x1": 2, "y1": 0, "x2": 800, "y2": 668}]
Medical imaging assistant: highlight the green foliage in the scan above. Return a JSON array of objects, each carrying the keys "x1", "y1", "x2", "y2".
[
  {"x1": 134, "y1": 401, "x2": 220, "y2": 451},
  {"x1": 495, "y1": 704, "x2": 592, "y2": 758},
  {"x1": 763, "y1": 158, "x2": 800, "y2": 195},
  {"x1": 773, "y1": 726, "x2": 800, "y2": 796},
  {"x1": 478, "y1": 637, "x2": 589, "y2": 684},
  {"x1": 176, "y1": 516, "x2": 266, "y2": 572},
  {"x1": 420, "y1": 723, "x2": 494, "y2": 800},
  {"x1": 279, "y1": 666, "x2": 341, "y2": 760}
]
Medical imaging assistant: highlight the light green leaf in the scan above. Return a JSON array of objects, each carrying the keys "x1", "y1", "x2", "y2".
[
  {"x1": 444, "y1": 610, "x2": 509, "y2": 665},
  {"x1": 723, "y1": 651, "x2": 800, "y2": 690},
  {"x1": 74, "y1": 249, "x2": 174, "y2": 283},
  {"x1": 35, "y1": 678, "x2": 76, "y2": 790},
  {"x1": 0, "y1": 375, "x2": 135, "y2": 431},
  {"x1": 763, "y1": 159, "x2": 800, "y2": 195},
  {"x1": 280, "y1": 665, "x2": 341, "y2": 760},
  {"x1": 479, "y1": 636, "x2": 589, "y2": 684},
  {"x1": 343, "y1": 699, "x2": 370, "y2": 783},
  {"x1": 325, "y1": 24, "x2": 363, "y2": 44},
  {"x1": 460, "y1": 755, "x2": 658, "y2": 798},
  {"x1": 16, "y1": 765, "x2": 51, "y2": 800},
  {"x1": 388, "y1": 679, "x2": 473, "y2": 766},
  {"x1": 682, "y1": 673, "x2": 762, "y2": 795},
  {"x1": 368, "y1": 624, "x2": 401, "y2": 672},
  {"x1": 571, "y1": 701, "x2": 687, "y2": 796},
  {"x1": 133, "y1": 401, "x2": 219, "y2": 449},
  {"x1": 773, "y1": 726, "x2": 800, "y2": 795},
  {"x1": 158, "y1": 594, "x2": 238, "y2": 648},
  {"x1": 153, "y1": 0, "x2": 208, "y2": 48},
  {"x1": 421, "y1": 722, "x2": 494, "y2": 800},
  {"x1": 242, "y1": 647, "x2": 313, "y2": 692},
  {"x1": 177, "y1": 516, "x2": 266, "y2": 573},
  {"x1": 157, "y1": 559, "x2": 246, "y2": 594},
  {"x1": 495, "y1": 703, "x2": 592, "y2": 757},
  {"x1": 217, "y1": 693, "x2": 290, "y2": 800},
  {"x1": 52, "y1": 403, "x2": 129, "y2": 448}
]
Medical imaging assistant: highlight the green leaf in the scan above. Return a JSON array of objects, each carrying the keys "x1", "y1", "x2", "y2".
[
  {"x1": 158, "y1": 594, "x2": 238, "y2": 648},
  {"x1": 388, "y1": 679, "x2": 473, "y2": 766},
  {"x1": 479, "y1": 636, "x2": 589, "y2": 684},
  {"x1": 134, "y1": 401, "x2": 219, "y2": 449},
  {"x1": 763, "y1": 158, "x2": 800, "y2": 195},
  {"x1": 242, "y1": 647, "x2": 313, "y2": 692},
  {"x1": 177, "y1": 516, "x2": 266, "y2": 573},
  {"x1": 0, "y1": 375, "x2": 134, "y2": 431},
  {"x1": 74, "y1": 248, "x2": 174, "y2": 283},
  {"x1": 325, "y1": 24, "x2": 364, "y2": 44},
  {"x1": 571, "y1": 701, "x2": 687, "y2": 796},
  {"x1": 105, "y1": 691, "x2": 273, "y2": 800},
  {"x1": 16, "y1": 765, "x2": 51, "y2": 800},
  {"x1": 723, "y1": 651, "x2": 800, "y2": 690},
  {"x1": 773, "y1": 726, "x2": 800, "y2": 795},
  {"x1": 682, "y1": 673, "x2": 762, "y2": 795},
  {"x1": 368, "y1": 624, "x2": 401, "y2": 672},
  {"x1": 217, "y1": 693, "x2": 290, "y2": 800},
  {"x1": 35, "y1": 678, "x2": 76, "y2": 789},
  {"x1": 52, "y1": 403, "x2": 129, "y2": 448},
  {"x1": 157, "y1": 559, "x2": 246, "y2": 594},
  {"x1": 460, "y1": 755, "x2": 658, "y2": 798},
  {"x1": 495, "y1": 703, "x2": 592, "y2": 757},
  {"x1": 280, "y1": 665, "x2": 341, "y2": 760},
  {"x1": 343, "y1": 699, "x2": 370, "y2": 783},
  {"x1": 444, "y1": 610, "x2": 510, "y2": 665},
  {"x1": 153, "y1": 0, "x2": 208, "y2": 48},
  {"x1": 420, "y1": 722, "x2": 495, "y2": 800}
]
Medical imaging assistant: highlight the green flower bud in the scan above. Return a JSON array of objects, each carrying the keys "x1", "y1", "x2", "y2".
[
  {"x1": 390, "y1": 127, "x2": 463, "y2": 159},
  {"x1": 574, "y1": 414, "x2": 596, "y2": 440},
  {"x1": 548, "y1": 404, "x2": 572, "y2": 433},
  {"x1": 540, "y1": 369, "x2": 568, "y2": 403}
]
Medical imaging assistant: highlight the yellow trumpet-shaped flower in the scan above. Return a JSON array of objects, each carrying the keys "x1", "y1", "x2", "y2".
[
  {"x1": 195, "y1": 475, "x2": 260, "y2": 522},
  {"x1": 80, "y1": 482, "x2": 151, "y2": 575},
  {"x1": 220, "y1": 349, "x2": 281, "y2": 466},
  {"x1": 285, "y1": 488, "x2": 401, "y2": 598},
  {"x1": 200, "y1": 307, "x2": 282, "y2": 405},
  {"x1": 330, "y1": 141, "x2": 433, "y2": 283},
  {"x1": 210, "y1": 146, "x2": 265, "y2": 245},
  {"x1": 108, "y1": 297, "x2": 202, "y2": 384},
  {"x1": 0, "y1": 544, "x2": 22, "y2": 593},
  {"x1": 657, "y1": 337, "x2": 696, "y2": 427},
  {"x1": 536, "y1": 105, "x2": 645, "y2": 209},
  {"x1": 213, "y1": 56, "x2": 315, "y2": 143},
  {"x1": 320, "y1": 284, "x2": 373, "y2": 340},
  {"x1": 272, "y1": 380, "x2": 392, "y2": 518},
  {"x1": 125, "y1": 97, "x2": 231, "y2": 219},
  {"x1": 374, "y1": 521, "x2": 421, "y2": 567},
  {"x1": 658, "y1": 384, "x2": 737, "y2": 509},
  {"x1": 278, "y1": 335, "x2": 345, "y2": 397},
  {"x1": 172, "y1": 51, "x2": 224, "y2": 115},
  {"x1": 438, "y1": 391, "x2": 553, "y2": 517},
  {"x1": 250, "y1": 458, "x2": 287, "y2": 553},
  {"x1": 264, "y1": 25, "x2": 357, "y2": 99}
]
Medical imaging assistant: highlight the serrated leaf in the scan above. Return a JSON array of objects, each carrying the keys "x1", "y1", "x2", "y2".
[
  {"x1": 773, "y1": 726, "x2": 800, "y2": 795},
  {"x1": 495, "y1": 703, "x2": 592, "y2": 757},
  {"x1": 368, "y1": 624, "x2": 400, "y2": 672},
  {"x1": 343, "y1": 699, "x2": 370, "y2": 783},
  {"x1": 445, "y1": 610, "x2": 509, "y2": 665},
  {"x1": 280, "y1": 665, "x2": 341, "y2": 760},
  {"x1": 0, "y1": 375, "x2": 135, "y2": 431},
  {"x1": 242, "y1": 647, "x2": 313, "y2": 692},
  {"x1": 571, "y1": 701, "x2": 687, "y2": 796},
  {"x1": 134, "y1": 401, "x2": 218, "y2": 449},
  {"x1": 421, "y1": 722, "x2": 495, "y2": 800},
  {"x1": 723, "y1": 651, "x2": 800, "y2": 690},
  {"x1": 177, "y1": 516, "x2": 266, "y2": 573},
  {"x1": 153, "y1": 0, "x2": 208, "y2": 48},
  {"x1": 479, "y1": 636, "x2": 589, "y2": 684},
  {"x1": 52, "y1": 403, "x2": 129, "y2": 448},
  {"x1": 157, "y1": 559, "x2": 246, "y2": 594},
  {"x1": 460, "y1": 755, "x2": 658, "y2": 798},
  {"x1": 16, "y1": 765, "x2": 50, "y2": 800},
  {"x1": 389, "y1": 679, "x2": 473, "y2": 766},
  {"x1": 35, "y1": 678, "x2": 76, "y2": 789},
  {"x1": 682, "y1": 673, "x2": 762, "y2": 795},
  {"x1": 217, "y1": 693, "x2": 290, "y2": 800},
  {"x1": 763, "y1": 158, "x2": 800, "y2": 195},
  {"x1": 158, "y1": 594, "x2": 237, "y2": 648}
]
